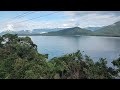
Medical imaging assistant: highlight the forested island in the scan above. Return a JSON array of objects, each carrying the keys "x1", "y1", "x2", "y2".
[{"x1": 0, "y1": 34, "x2": 120, "y2": 79}]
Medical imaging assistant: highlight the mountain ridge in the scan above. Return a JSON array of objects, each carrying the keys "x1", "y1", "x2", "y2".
[
  {"x1": 84, "y1": 27, "x2": 102, "y2": 31},
  {"x1": 1, "y1": 21, "x2": 120, "y2": 36},
  {"x1": 94, "y1": 21, "x2": 120, "y2": 36},
  {"x1": 42, "y1": 21, "x2": 120, "y2": 36},
  {"x1": 42, "y1": 27, "x2": 93, "y2": 36}
]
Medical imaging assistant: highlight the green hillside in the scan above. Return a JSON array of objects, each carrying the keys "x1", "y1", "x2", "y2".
[
  {"x1": 42, "y1": 27, "x2": 93, "y2": 36},
  {"x1": 94, "y1": 21, "x2": 120, "y2": 36},
  {"x1": 42, "y1": 21, "x2": 120, "y2": 37}
]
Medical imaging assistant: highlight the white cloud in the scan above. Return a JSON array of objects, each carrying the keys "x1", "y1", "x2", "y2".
[
  {"x1": 6, "y1": 24, "x2": 14, "y2": 31},
  {"x1": 63, "y1": 11, "x2": 120, "y2": 28},
  {"x1": 0, "y1": 11, "x2": 120, "y2": 32}
]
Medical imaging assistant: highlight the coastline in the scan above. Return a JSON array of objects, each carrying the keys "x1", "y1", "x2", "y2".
[{"x1": 17, "y1": 34, "x2": 120, "y2": 37}]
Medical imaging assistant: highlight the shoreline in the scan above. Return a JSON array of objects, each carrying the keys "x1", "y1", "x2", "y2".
[
  {"x1": 1, "y1": 33, "x2": 120, "y2": 37},
  {"x1": 17, "y1": 34, "x2": 120, "y2": 37}
]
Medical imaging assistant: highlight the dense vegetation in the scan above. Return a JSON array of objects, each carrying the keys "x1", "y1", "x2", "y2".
[{"x1": 0, "y1": 34, "x2": 120, "y2": 79}]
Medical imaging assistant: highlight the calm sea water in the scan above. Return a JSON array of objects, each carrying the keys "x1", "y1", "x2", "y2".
[{"x1": 30, "y1": 36, "x2": 120, "y2": 66}]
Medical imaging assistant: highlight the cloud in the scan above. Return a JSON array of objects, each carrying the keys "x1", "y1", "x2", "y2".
[
  {"x1": 6, "y1": 24, "x2": 14, "y2": 30},
  {"x1": 63, "y1": 11, "x2": 120, "y2": 28},
  {"x1": 64, "y1": 11, "x2": 120, "y2": 17},
  {"x1": 0, "y1": 11, "x2": 120, "y2": 32}
]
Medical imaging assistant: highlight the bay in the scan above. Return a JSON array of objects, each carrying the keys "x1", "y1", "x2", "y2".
[{"x1": 30, "y1": 36, "x2": 120, "y2": 66}]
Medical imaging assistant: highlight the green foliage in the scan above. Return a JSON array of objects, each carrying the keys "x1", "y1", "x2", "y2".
[
  {"x1": 0, "y1": 34, "x2": 119, "y2": 79},
  {"x1": 49, "y1": 52, "x2": 118, "y2": 79},
  {"x1": 0, "y1": 34, "x2": 47, "y2": 79},
  {"x1": 112, "y1": 57, "x2": 120, "y2": 74}
]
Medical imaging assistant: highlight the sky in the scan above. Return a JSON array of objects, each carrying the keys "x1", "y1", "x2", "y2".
[{"x1": 0, "y1": 11, "x2": 120, "y2": 32}]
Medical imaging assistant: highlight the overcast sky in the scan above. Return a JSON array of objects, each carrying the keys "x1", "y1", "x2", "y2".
[{"x1": 0, "y1": 11, "x2": 120, "y2": 32}]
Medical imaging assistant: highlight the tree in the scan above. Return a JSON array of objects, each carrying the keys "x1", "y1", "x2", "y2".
[{"x1": 0, "y1": 34, "x2": 47, "y2": 79}]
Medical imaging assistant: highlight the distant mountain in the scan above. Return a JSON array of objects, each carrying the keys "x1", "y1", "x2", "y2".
[
  {"x1": 1, "y1": 21, "x2": 120, "y2": 37},
  {"x1": 0, "y1": 30, "x2": 31, "y2": 35},
  {"x1": 17, "y1": 30, "x2": 31, "y2": 34},
  {"x1": 94, "y1": 21, "x2": 120, "y2": 36},
  {"x1": 84, "y1": 27, "x2": 102, "y2": 31},
  {"x1": 0, "y1": 28, "x2": 66, "y2": 35},
  {"x1": 32, "y1": 28, "x2": 65, "y2": 34},
  {"x1": 42, "y1": 21, "x2": 120, "y2": 36},
  {"x1": 42, "y1": 27, "x2": 93, "y2": 36}
]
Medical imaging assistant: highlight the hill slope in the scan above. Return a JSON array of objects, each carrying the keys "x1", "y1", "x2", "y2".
[
  {"x1": 43, "y1": 21, "x2": 120, "y2": 36},
  {"x1": 32, "y1": 28, "x2": 65, "y2": 34},
  {"x1": 94, "y1": 21, "x2": 120, "y2": 36},
  {"x1": 84, "y1": 27, "x2": 102, "y2": 31},
  {"x1": 42, "y1": 27, "x2": 93, "y2": 36}
]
